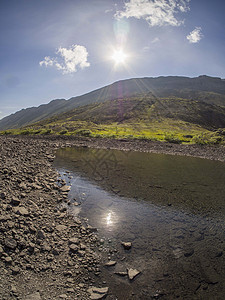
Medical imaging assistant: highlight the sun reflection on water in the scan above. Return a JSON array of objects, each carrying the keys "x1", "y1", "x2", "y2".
[
  {"x1": 106, "y1": 212, "x2": 112, "y2": 225},
  {"x1": 104, "y1": 210, "x2": 117, "y2": 229}
]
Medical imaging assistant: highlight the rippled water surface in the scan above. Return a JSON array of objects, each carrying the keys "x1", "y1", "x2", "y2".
[{"x1": 54, "y1": 147, "x2": 225, "y2": 299}]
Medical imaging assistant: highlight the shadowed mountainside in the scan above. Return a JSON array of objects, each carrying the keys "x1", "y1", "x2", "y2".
[{"x1": 32, "y1": 95, "x2": 225, "y2": 130}]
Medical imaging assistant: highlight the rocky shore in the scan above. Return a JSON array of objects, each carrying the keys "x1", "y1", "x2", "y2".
[
  {"x1": 0, "y1": 136, "x2": 112, "y2": 300},
  {"x1": 0, "y1": 135, "x2": 224, "y2": 300}
]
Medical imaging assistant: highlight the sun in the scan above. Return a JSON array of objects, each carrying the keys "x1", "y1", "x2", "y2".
[{"x1": 111, "y1": 49, "x2": 127, "y2": 64}]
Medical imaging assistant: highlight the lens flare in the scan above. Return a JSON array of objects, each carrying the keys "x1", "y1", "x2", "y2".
[{"x1": 111, "y1": 49, "x2": 127, "y2": 64}]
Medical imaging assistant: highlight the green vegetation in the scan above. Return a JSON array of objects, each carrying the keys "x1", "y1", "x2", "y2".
[
  {"x1": 1, "y1": 95, "x2": 224, "y2": 145},
  {"x1": 1, "y1": 118, "x2": 224, "y2": 145}
]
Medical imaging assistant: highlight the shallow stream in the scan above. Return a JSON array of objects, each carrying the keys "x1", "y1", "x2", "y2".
[{"x1": 54, "y1": 147, "x2": 225, "y2": 299}]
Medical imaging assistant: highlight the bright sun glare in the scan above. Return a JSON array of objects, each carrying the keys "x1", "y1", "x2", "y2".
[{"x1": 111, "y1": 49, "x2": 127, "y2": 64}]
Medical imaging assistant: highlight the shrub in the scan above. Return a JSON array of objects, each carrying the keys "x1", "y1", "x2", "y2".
[
  {"x1": 20, "y1": 129, "x2": 31, "y2": 135},
  {"x1": 59, "y1": 130, "x2": 68, "y2": 135},
  {"x1": 41, "y1": 129, "x2": 53, "y2": 135},
  {"x1": 2, "y1": 131, "x2": 11, "y2": 135},
  {"x1": 164, "y1": 133, "x2": 182, "y2": 144},
  {"x1": 75, "y1": 129, "x2": 91, "y2": 137}
]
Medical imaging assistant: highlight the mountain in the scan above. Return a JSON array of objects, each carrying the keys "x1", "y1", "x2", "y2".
[
  {"x1": 34, "y1": 95, "x2": 225, "y2": 130},
  {"x1": 0, "y1": 75, "x2": 225, "y2": 130}
]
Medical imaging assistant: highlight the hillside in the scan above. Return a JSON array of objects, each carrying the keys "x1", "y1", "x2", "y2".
[
  {"x1": 1, "y1": 75, "x2": 225, "y2": 130},
  {"x1": 35, "y1": 95, "x2": 225, "y2": 129},
  {"x1": 6, "y1": 94, "x2": 224, "y2": 145}
]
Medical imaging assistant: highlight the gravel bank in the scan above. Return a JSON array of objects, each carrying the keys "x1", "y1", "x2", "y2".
[
  {"x1": 0, "y1": 135, "x2": 224, "y2": 300},
  {"x1": 0, "y1": 136, "x2": 111, "y2": 300}
]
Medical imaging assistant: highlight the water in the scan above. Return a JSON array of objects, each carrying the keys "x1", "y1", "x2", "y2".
[{"x1": 54, "y1": 147, "x2": 225, "y2": 299}]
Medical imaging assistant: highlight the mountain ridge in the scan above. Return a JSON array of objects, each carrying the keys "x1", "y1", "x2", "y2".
[{"x1": 1, "y1": 75, "x2": 225, "y2": 130}]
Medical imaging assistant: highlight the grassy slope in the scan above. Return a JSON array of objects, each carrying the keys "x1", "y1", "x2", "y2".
[{"x1": 1, "y1": 96, "x2": 225, "y2": 145}]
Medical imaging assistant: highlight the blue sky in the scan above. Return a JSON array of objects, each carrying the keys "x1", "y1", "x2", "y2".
[{"x1": 1, "y1": 0, "x2": 225, "y2": 119}]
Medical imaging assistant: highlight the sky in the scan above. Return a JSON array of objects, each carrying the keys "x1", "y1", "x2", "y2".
[{"x1": 1, "y1": 0, "x2": 225, "y2": 119}]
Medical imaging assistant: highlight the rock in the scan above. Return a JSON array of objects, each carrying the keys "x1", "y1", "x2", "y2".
[
  {"x1": 80, "y1": 243, "x2": 86, "y2": 250},
  {"x1": 58, "y1": 294, "x2": 67, "y2": 299},
  {"x1": 4, "y1": 256, "x2": 12, "y2": 263},
  {"x1": 0, "y1": 192, "x2": 6, "y2": 199},
  {"x1": 128, "y1": 268, "x2": 141, "y2": 280},
  {"x1": 19, "y1": 183, "x2": 27, "y2": 190},
  {"x1": 105, "y1": 260, "x2": 117, "y2": 267},
  {"x1": 11, "y1": 266, "x2": 20, "y2": 275},
  {"x1": 56, "y1": 225, "x2": 67, "y2": 231},
  {"x1": 10, "y1": 197, "x2": 20, "y2": 206},
  {"x1": 90, "y1": 294, "x2": 106, "y2": 300},
  {"x1": 11, "y1": 284, "x2": 17, "y2": 293},
  {"x1": 121, "y1": 242, "x2": 132, "y2": 250},
  {"x1": 24, "y1": 292, "x2": 41, "y2": 300},
  {"x1": 69, "y1": 237, "x2": 79, "y2": 244},
  {"x1": 36, "y1": 230, "x2": 45, "y2": 240},
  {"x1": 87, "y1": 225, "x2": 98, "y2": 232},
  {"x1": 15, "y1": 206, "x2": 29, "y2": 216},
  {"x1": 4, "y1": 237, "x2": 17, "y2": 250},
  {"x1": 114, "y1": 271, "x2": 127, "y2": 276},
  {"x1": 60, "y1": 185, "x2": 71, "y2": 192},
  {"x1": 88, "y1": 287, "x2": 109, "y2": 300},
  {"x1": 69, "y1": 244, "x2": 79, "y2": 253}
]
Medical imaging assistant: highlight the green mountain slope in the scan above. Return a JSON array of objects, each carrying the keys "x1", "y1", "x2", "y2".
[
  {"x1": 0, "y1": 75, "x2": 225, "y2": 130},
  {"x1": 8, "y1": 94, "x2": 224, "y2": 145}
]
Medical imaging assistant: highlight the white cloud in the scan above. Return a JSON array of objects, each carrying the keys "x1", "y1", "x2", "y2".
[
  {"x1": 40, "y1": 44, "x2": 90, "y2": 74},
  {"x1": 115, "y1": 0, "x2": 190, "y2": 27},
  {"x1": 186, "y1": 27, "x2": 203, "y2": 43}
]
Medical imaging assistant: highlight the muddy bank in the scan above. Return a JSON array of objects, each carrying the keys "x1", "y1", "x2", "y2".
[{"x1": 0, "y1": 136, "x2": 113, "y2": 300}]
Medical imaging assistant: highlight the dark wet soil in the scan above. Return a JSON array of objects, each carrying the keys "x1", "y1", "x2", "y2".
[{"x1": 54, "y1": 146, "x2": 225, "y2": 300}]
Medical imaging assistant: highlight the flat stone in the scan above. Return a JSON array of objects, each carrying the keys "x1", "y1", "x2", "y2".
[
  {"x1": 91, "y1": 287, "x2": 109, "y2": 294},
  {"x1": 5, "y1": 256, "x2": 12, "y2": 263},
  {"x1": 128, "y1": 268, "x2": 141, "y2": 280},
  {"x1": 56, "y1": 225, "x2": 67, "y2": 231},
  {"x1": 88, "y1": 287, "x2": 109, "y2": 300},
  {"x1": 105, "y1": 260, "x2": 117, "y2": 267},
  {"x1": 60, "y1": 185, "x2": 71, "y2": 192},
  {"x1": 58, "y1": 294, "x2": 67, "y2": 299},
  {"x1": 90, "y1": 294, "x2": 106, "y2": 300}
]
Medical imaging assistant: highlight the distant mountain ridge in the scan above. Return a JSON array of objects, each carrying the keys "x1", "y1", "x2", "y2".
[{"x1": 1, "y1": 75, "x2": 225, "y2": 130}]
